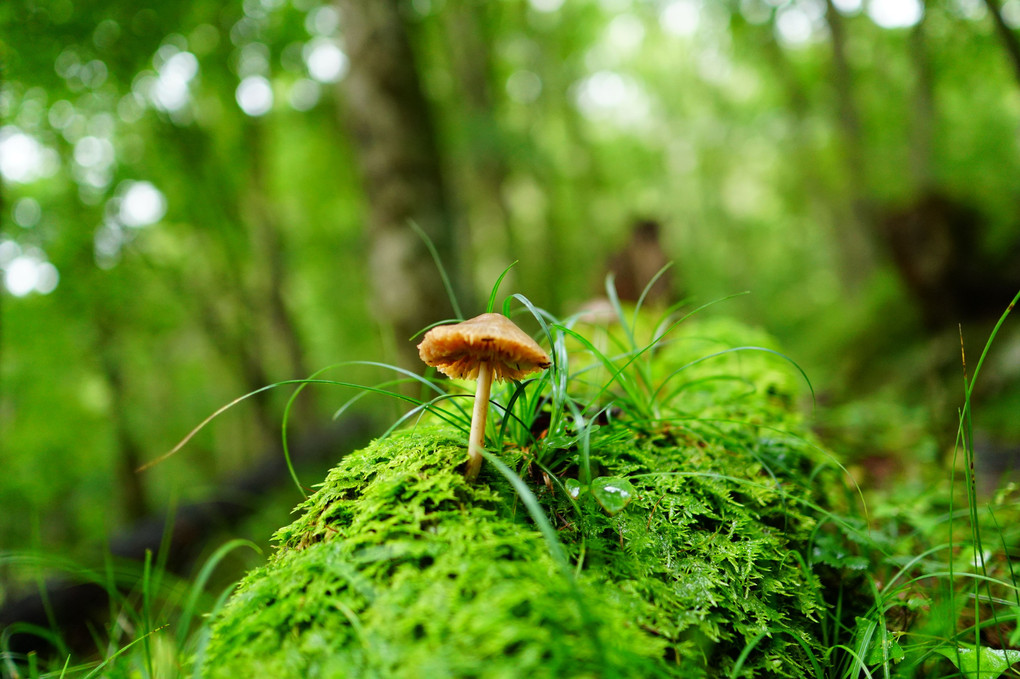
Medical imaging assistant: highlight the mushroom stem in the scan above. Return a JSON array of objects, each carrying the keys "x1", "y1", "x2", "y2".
[{"x1": 465, "y1": 361, "x2": 493, "y2": 482}]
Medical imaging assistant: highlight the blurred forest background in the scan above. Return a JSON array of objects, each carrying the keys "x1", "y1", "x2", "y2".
[{"x1": 3, "y1": 0, "x2": 1020, "y2": 640}]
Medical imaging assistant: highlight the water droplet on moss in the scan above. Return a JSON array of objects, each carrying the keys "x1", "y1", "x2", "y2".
[
  {"x1": 564, "y1": 478, "x2": 583, "y2": 499},
  {"x1": 591, "y1": 476, "x2": 636, "y2": 515}
]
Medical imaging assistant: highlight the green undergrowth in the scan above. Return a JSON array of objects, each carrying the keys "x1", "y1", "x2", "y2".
[
  {"x1": 10, "y1": 300, "x2": 1020, "y2": 678},
  {"x1": 194, "y1": 293, "x2": 1020, "y2": 679},
  {"x1": 202, "y1": 313, "x2": 853, "y2": 678},
  {"x1": 845, "y1": 478, "x2": 1020, "y2": 678},
  {"x1": 6, "y1": 278, "x2": 1019, "y2": 678}
]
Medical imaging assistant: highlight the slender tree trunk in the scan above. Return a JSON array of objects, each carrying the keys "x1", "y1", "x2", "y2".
[
  {"x1": 444, "y1": 1, "x2": 519, "y2": 281},
  {"x1": 337, "y1": 0, "x2": 465, "y2": 370},
  {"x1": 759, "y1": 25, "x2": 852, "y2": 281},
  {"x1": 243, "y1": 122, "x2": 315, "y2": 425},
  {"x1": 531, "y1": 25, "x2": 604, "y2": 311},
  {"x1": 822, "y1": 0, "x2": 877, "y2": 287},
  {"x1": 135, "y1": 247, "x2": 279, "y2": 452},
  {"x1": 983, "y1": 0, "x2": 1020, "y2": 88},
  {"x1": 160, "y1": 126, "x2": 280, "y2": 447},
  {"x1": 908, "y1": 12, "x2": 935, "y2": 191},
  {"x1": 94, "y1": 320, "x2": 149, "y2": 521}
]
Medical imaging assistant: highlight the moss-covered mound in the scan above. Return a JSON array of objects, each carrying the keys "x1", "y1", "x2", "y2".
[{"x1": 203, "y1": 406, "x2": 842, "y2": 676}]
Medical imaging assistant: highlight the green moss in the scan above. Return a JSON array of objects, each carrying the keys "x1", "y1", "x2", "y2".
[
  {"x1": 202, "y1": 431, "x2": 667, "y2": 678},
  {"x1": 204, "y1": 421, "x2": 839, "y2": 676}
]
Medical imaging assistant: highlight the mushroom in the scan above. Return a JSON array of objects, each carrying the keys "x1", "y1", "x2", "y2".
[{"x1": 418, "y1": 313, "x2": 551, "y2": 481}]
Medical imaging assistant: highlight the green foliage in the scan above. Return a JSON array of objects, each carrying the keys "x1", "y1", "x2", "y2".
[{"x1": 830, "y1": 478, "x2": 1020, "y2": 678}]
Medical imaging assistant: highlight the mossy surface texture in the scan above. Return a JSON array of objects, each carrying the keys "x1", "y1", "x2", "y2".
[{"x1": 203, "y1": 319, "x2": 844, "y2": 678}]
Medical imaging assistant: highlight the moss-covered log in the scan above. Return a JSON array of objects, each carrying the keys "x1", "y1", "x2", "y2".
[{"x1": 202, "y1": 322, "x2": 847, "y2": 679}]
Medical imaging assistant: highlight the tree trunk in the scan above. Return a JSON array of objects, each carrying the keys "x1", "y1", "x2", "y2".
[
  {"x1": 908, "y1": 11, "x2": 935, "y2": 191},
  {"x1": 95, "y1": 321, "x2": 150, "y2": 521},
  {"x1": 822, "y1": 0, "x2": 878, "y2": 288},
  {"x1": 337, "y1": 0, "x2": 465, "y2": 370},
  {"x1": 443, "y1": 1, "x2": 519, "y2": 281},
  {"x1": 243, "y1": 121, "x2": 316, "y2": 426},
  {"x1": 983, "y1": 0, "x2": 1020, "y2": 89}
]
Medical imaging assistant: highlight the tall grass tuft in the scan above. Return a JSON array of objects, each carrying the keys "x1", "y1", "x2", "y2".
[
  {"x1": 833, "y1": 289, "x2": 1020, "y2": 678},
  {"x1": 1, "y1": 538, "x2": 260, "y2": 678}
]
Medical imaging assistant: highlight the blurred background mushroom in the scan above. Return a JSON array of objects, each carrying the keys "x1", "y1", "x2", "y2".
[{"x1": 602, "y1": 218, "x2": 677, "y2": 307}]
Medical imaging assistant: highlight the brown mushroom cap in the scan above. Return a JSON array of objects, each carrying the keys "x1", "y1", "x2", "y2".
[{"x1": 418, "y1": 312, "x2": 551, "y2": 381}]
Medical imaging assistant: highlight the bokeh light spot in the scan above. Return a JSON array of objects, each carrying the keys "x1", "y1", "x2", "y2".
[
  {"x1": 74, "y1": 135, "x2": 115, "y2": 169},
  {"x1": 775, "y1": 6, "x2": 815, "y2": 46},
  {"x1": 832, "y1": 0, "x2": 863, "y2": 11},
  {"x1": 0, "y1": 239, "x2": 21, "y2": 267},
  {"x1": 289, "y1": 78, "x2": 321, "y2": 111},
  {"x1": 607, "y1": 14, "x2": 645, "y2": 53},
  {"x1": 35, "y1": 262, "x2": 59, "y2": 294},
  {"x1": 529, "y1": 0, "x2": 565, "y2": 12},
  {"x1": 93, "y1": 19, "x2": 121, "y2": 50},
  {"x1": 660, "y1": 0, "x2": 701, "y2": 37},
  {"x1": 119, "y1": 180, "x2": 167, "y2": 227},
  {"x1": 304, "y1": 39, "x2": 348, "y2": 83},
  {"x1": 0, "y1": 127, "x2": 59, "y2": 184},
  {"x1": 237, "y1": 42, "x2": 270, "y2": 77},
  {"x1": 867, "y1": 0, "x2": 923, "y2": 28},
  {"x1": 306, "y1": 5, "x2": 340, "y2": 35},
  {"x1": 236, "y1": 75, "x2": 274, "y2": 116},
  {"x1": 1005, "y1": 0, "x2": 1020, "y2": 26},
  {"x1": 574, "y1": 71, "x2": 653, "y2": 128},
  {"x1": 152, "y1": 50, "x2": 199, "y2": 112},
  {"x1": 506, "y1": 70, "x2": 542, "y2": 103},
  {"x1": 4, "y1": 257, "x2": 40, "y2": 296},
  {"x1": 13, "y1": 198, "x2": 42, "y2": 228},
  {"x1": 2, "y1": 254, "x2": 59, "y2": 297}
]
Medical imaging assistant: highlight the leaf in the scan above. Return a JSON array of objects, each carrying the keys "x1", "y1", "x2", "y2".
[
  {"x1": 543, "y1": 434, "x2": 578, "y2": 450},
  {"x1": 564, "y1": 478, "x2": 584, "y2": 500},
  {"x1": 810, "y1": 532, "x2": 870, "y2": 571},
  {"x1": 933, "y1": 643, "x2": 1020, "y2": 679},
  {"x1": 852, "y1": 616, "x2": 904, "y2": 668},
  {"x1": 590, "y1": 476, "x2": 636, "y2": 516},
  {"x1": 905, "y1": 594, "x2": 931, "y2": 611},
  {"x1": 865, "y1": 635, "x2": 904, "y2": 665}
]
